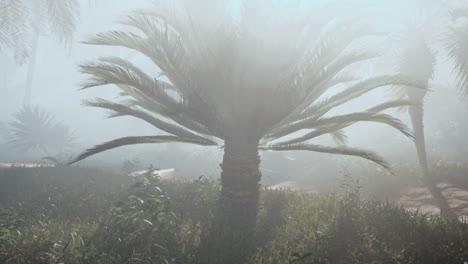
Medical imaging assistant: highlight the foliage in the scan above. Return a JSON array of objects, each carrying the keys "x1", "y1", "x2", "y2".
[
  {"x1": 83, "y1": 169, "x2": 179, "y2": 263},
  {"x1": 445, "y1": 6, "x2": 468, "y2": 96},
  {"x1": 252, "y1": 189, "x2": 468, "y2": 264},
  {"x1": 0, "y1": 167, "x2": 467, "y2": 264},
  {"x1": 0, "y1": 207, "x2": 25, "y2": 244},
  {"x1": 0, "y1": 0, "x2": 79, "y2": 63},
  {"x1": 0, "y1": 166, "x2": 128, "y2": 219},
  {"x1": 72, "y1": 0, "x2": 424, "y2": 171},
  {"x1": 8, "y1": 105, "x2": 76, "y2": 157},
  {"x1": 395, "y1": 2, "x2": 468, "y2": 97}
]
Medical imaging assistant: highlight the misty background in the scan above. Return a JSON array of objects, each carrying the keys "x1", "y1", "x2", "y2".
[{"x1": 1, "y1": 0, "x2": 467, "y2": 184}]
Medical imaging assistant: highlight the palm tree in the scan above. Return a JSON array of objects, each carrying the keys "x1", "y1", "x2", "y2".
[
  {"x1": 445, "y1": 6, "x2": 468, "y2": 96},
  {"x1": 8, "y1": 105, "x2": 76, "y2": 157},
  {"x1": 71, "y1": 1, "x2": 422, "y2": 262},
  {"x1": 0, "y1": 0, "x2": 30, "y2": 62},
  {"x1": 387, "y1": 2, "x2": 467, "y2": 221},
  {"x1": 22, "y1": 0, "x2": 80, "y2": 105},
  {"x1": 0, "y1": 0, "x2": 80, "y2": 104},
  {"x1": 0, "y1": 0, "x2": 79, "y2": 61},
  {"x1": 397, "y1": 28, "x2": 459, "y2": 220}
]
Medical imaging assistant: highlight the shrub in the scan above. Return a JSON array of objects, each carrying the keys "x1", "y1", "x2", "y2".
[{"x1": 0, "y1": 171, "x2": 467, "y2": 264}]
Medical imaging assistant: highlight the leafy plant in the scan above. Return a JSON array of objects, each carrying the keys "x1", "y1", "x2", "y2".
[{"x1": 84, "y1": 168, "x2": 179, "y2": 263}]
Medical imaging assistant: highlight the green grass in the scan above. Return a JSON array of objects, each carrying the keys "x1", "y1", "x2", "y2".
[{"x1": 0, "y1": 167, "x2": 467, "y2": 263}]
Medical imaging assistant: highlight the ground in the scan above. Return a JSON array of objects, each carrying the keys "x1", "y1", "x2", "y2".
[{"x1": 399, "y1": 182, "x2": 468, "y2": 219}]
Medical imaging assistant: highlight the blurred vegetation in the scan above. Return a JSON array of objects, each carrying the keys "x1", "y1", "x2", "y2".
[
  {"x1": 0, "y1": 166, "x2": 467, "y2": 263},
  {"x1": 7, "y1": 105, "x2": 76, "y2": 159}
]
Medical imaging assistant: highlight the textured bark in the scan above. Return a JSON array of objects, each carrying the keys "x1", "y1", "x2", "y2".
[
  {"x1": 198, "y1": 139, "x2": 261, "y2": 263},
  {"x1": 409, "y1": 106, "x2": 458, "y2": 221}
]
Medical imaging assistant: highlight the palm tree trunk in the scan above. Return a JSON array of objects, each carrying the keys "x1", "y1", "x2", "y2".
[
  {"x1": 199, "y1": 139, "x2": 262, "y2": 263},
  {"x1": 23, "y1": 26, "x2": 40, "y2": 105},
  {"x1": 409, "y1": 105, "x2": 458, "y2": 221}
]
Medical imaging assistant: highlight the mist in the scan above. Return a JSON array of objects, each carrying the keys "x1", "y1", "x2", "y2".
[
  {"x1": 1, "y1": 0, "x2": 467, "y2": 263},
  {"x1": 1, "y1": 1, "x2": 467, "y2": 172}
]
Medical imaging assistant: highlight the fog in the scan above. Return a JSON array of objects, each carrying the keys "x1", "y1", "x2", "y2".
[
  {"x1": 2, "y1": 1, "x2": 468, "y2": 262},
  {"x1": 1, "y1": 0, "x2": 467, "y2": 180}
]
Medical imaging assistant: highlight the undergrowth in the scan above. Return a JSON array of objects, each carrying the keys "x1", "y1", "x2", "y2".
[{"x1": 0, "y1": 167, "x2": 467, "y2": 263}]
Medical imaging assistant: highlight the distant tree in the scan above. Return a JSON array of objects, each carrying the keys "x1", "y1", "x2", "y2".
[
  {"x1": 397, "y1": 26, "x2": 459, "y2": 220},
  {"x1": 71, "y1": 1, "x2": 422, "y2": 262},
  {"x1": 445, "y1": 7, "x2": 468, "y2": 96},
  {"x1": 0, "y1": 0, "x2": 30, "y2": 62},
  {"x1": 8, "y1": 105, "x2": 75, "y2": 157},
  {"x1": 0, "y1": 0, "x2": 80, "y2": 104},
  {"x1": 387, "y1": 1, "x2": 468, "y2": 221},
  {"x1": 0, "y1": 0, "x2": 79, "y2": 59}
]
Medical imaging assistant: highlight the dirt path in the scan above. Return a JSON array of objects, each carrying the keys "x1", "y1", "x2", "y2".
[{"x1": 398, "y1": 182, "x2": 468, "y2": 220}]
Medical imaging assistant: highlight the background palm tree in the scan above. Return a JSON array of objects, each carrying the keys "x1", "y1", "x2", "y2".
[
  {"x1": 384, "y1": 2, "x2": 468, "y2": 221},
  {"x1": 22, "y1": 0, "x2": 80, "y2": 105},
  {"x1": 445, "y1": 6, "x2": 468, "y2": 96},
  {"x1": 71, "y1": 1, "x2": 423, "y2": 262},
  {"x1": 397, "y1": 27, "x2": 459, "y2": 220},
  {"x1": 8, "y1": 105, "x2": 76, "y2": 157},
  {"x1": 0, "y1": 0, "x2": 80, "y2": 104},
  {"x1": 0, "y1": 0, "x2": 30, "y2": 62}
]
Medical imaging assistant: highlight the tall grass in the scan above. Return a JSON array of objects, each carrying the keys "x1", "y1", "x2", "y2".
[{"x1": 0, "y1": 166, "x2": 467, "y2": 263}]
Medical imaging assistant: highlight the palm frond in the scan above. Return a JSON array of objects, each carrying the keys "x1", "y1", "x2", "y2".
[
  {"x1": 84, "y1": 98, "x2": 216, "y2": 144},
  {"x1": 78, "y1": 1, "x2": 416, "y2": 166},
  {"x1": 310, "y1": 75, "x2": 425, "y2": 117},
  {"x1": 314, "y1": 113, "x2": 412, "y2": 135},
  {"x1": 273, "y1": 113, "x2": 413, "y2": 146},
  {"x1": 70, "y1": 135, "x2": 217, "y2": 164},
  {"x1": 83, "y1": 30, "x2": 145, "y2": 49},
  {"x1": 127, "y1": 8, "x2": 184, "y2": 33},
  {"x1": 82, "y1": 29, "x2": 221, "y2": 135},
  {"x1": 367, "y1": 99, "x2": 419, "y2": 113},
  {"x1": 270, "y1": 17, "x2": 379, "y2": 119},
  {"x1": 274, "y1": 51, "x2": 378, "y2": 129},
  {"x1": 445, "y1": 26, "x2": 468, "y2": 96},
  {"x1": 0, "y1": 0, "x2": 31, "y2": 62},
  {"x1": 44, "y1": 0, "x2": 79, "y2": 45},
  {"x1": 80, "y1": 64, "x2": 221, "y2": 139},
  {"x1": 266, "y1": 96, "x2": 416, "y2": 142},
  {"x1": 83, "y1": 16, "x2": 191, "y2": 91},
  {"x1": 330, "y1": 130, "x2": 348, "y2": 146},
  {"x1": 0, "y1": 0, "x2": 79, "y2": 63},
  {"x1": 264, "y1": 143, "x2": 392, "y2": 172},
  {"x1": 80, "y1": 57, "x2": 181, "y2": 114}
]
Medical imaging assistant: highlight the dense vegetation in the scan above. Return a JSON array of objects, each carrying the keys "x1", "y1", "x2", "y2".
[{"x1": 1, "y1": 166, "x2": 466, "y2": 264}]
